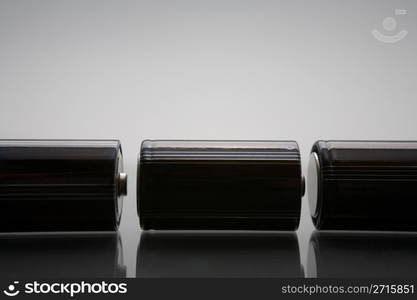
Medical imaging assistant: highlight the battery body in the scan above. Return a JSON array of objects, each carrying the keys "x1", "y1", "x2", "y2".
[
  {"x1": 138, "y1": 140, "x2": 303, "y2": 230},
  {"x1": 308, "y1": 140, "x2": 417, "y2": 231},
  {"x1": 0, "y1": 140, "x2": 125, "y2": 232}
]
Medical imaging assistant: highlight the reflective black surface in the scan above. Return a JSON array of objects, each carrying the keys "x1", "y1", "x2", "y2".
[
  {"x1": 0, "y1": 140, "x2": 123, "y2": 232},
  {"x1": 0, "y1": 233, "x2": 126, "y2": 278},
  {"x1": 307, "y1": 231, "x2": 417, "y2": 278},
  {"x1": 1, "y1": 229, "x2": 417, "y2": 278},
  {"x1": 310, "y1": 141, "x2": 417, "y2": 231},
  {"x1": 138, "y1": 140, "x2": 303, "y2": 230},
  {"x1": 136, "y1": 232, "x2": 303, "y2": 277}
]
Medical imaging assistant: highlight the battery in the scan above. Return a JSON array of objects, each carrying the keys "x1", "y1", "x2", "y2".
[
  {"x1": 138, "y1": 140, "x2": 303, "y2": 230},
  {"x1": 308, "y1": 140, "x2": 417, "y2": 231},
  {"x1": 0, "y1": 140, "x2": 127, "y2": 232}
]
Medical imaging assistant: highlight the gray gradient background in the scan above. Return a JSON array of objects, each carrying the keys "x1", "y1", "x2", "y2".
[{"x1": 0, "y1": 0, "x2": 416, "y2": 277}]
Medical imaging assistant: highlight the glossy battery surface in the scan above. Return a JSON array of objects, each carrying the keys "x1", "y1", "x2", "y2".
[
  {"x1": 138, "y1": 140, "x2": 303, "y2": 230},
  {"x1": 309, "y1": 140, "x2": 417, "y2": 231},
  {"x1": 0, "y1": 140, "x2": 125, "y2": 232}
]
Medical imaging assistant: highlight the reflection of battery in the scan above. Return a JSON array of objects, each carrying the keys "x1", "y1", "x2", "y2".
[
  {"x1": 0, "y1": 140, "x2": 127, "y2": 232},
  {"x1": 308, "y1": 140, "x2": 417, "y2": 231},
  {"x1": 307, "y1": 232, "x2": 417, "y2": 278},
  {"x1": 138, "y1": 140, "x2": 303, "y2": 230},
  {"x1": 137, "y1": 233, "x2": 303, "y2": 277},
  {"x1": 0, "y1": 233, "x2": 126, "y2": 278}
]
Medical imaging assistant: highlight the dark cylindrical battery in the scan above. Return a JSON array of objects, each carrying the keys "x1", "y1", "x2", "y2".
[
  {"x1": 137, "y1": 232, "x2": 303, "y2": 277},
  {"x1": 308, "y1": 140, "x2": 417, "y2": 231},
  {"x1": 138, "y1": 140, "x2": 303, "y2": 230},
  {"x1": 0, "y1": 140, "x2": 126, "y2": 232}
]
